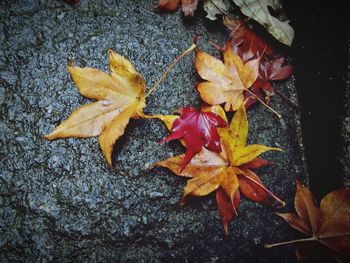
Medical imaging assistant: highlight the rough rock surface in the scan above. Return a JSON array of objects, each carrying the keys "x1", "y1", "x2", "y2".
[{"x1": 0, "y1": 0, "x2": 307, "y2": 262}]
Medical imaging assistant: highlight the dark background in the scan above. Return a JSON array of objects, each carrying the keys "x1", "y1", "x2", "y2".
[{"x1": 284, "y1": 0, "x2": 349, "y2": 199}]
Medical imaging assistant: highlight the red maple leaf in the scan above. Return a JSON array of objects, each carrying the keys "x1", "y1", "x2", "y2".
[
  {"x1": 245, "y1": 56, "x2": 294, "y2": 107},
  {"x1": 224, "y1": 18, "x2": 293, "y2": 108},
  {"x1": 160, "y1": 107, "x2": 227, "y2": 171},
  {"x1": 227, "y1": 19, "x2": 273, "y2": 62}
]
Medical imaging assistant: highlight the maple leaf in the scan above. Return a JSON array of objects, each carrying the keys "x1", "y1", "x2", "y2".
[
  {"x1": 245, "y1": 56, "x2": 293, "y2": 107},
  {"x1": 266, "y1": 180, "x2": 350, "y2": 263},
  {"x1": 155, "y1": 0, "x2": 199, "y2": 16},
  {"x1": 45, "y1": 50, "x2": 146, "y2": 166},
  {"x1": 155, "y1": 105, "x2": 283, "y2": 234},
  {"x1": 223, "y1": 19, "x2": 293, "y2": 108},
  {"x1": 224, "y1": 18, "x2": 273, "y2": 63},
  {"x1": 159, "y1": 105, "x2": 228, "y2": 172},
  {"x1": 195, "y1": 43, "x2": 259, "y2": 111}
]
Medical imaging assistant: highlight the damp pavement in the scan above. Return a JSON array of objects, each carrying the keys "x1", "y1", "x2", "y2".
[{"x1": 0, "y1": 0, "x2": 308, "y2": 262}]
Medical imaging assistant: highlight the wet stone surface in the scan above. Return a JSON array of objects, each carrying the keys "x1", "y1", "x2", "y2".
[{"x1": 0, "y1": 0, "x2": 307, "y2": 262}]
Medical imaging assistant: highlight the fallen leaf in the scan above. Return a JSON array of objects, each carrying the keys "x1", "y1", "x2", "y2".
[
  {"x1": 259, "y1": 56, "x2": 293, "y2": 83},
  {"x1": 266, "y1": 180, "x2": 350, "y2": 262},
  {"x1": 245, "y1": 55, "x2": 293, "y2": 107},
  {"x1": 224, "y1": 18, "x2": 273, "y2": 62},
  {"x1": 203, "y1": 0, "x2": 228, "y2": 20},
  {"x1": 195, "y1": 42, "x2": 260, "y2": 111},
  {"x1": 156, "y1": 0, "x2": 199, "y2": 16},
  {"x1": 231, "y1": 0, "x2": 294, "y2": 46},
  {"x1": 155, "y1": 105, "x2": 283, "y2": 234},
  {"x1": 45, "y1": 50, "x2": 146, "y2": 166},
  {"x1": 159, "y1": 105, "x2": 228, "y2": 172},
  {"x1": 223, "y1": 18, "x2": 293, "y2": 107}
]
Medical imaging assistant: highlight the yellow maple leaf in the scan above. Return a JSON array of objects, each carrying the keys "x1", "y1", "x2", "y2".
[
  {"x1": 195, "y1": 42, "x2": 259, "y2": 111},
  {"x1": 45, "y1": 50, "x2": 146, "y2": 166}
]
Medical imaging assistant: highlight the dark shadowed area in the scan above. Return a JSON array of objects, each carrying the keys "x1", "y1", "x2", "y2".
[{"x1": 284, "y1": 0, "x2": 349, "y2": 200}]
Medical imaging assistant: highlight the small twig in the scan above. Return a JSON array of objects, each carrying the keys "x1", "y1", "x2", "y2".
[
  {"x1": 209, "y1": 41, "x2": 224, "y2": 52},
  {"x1": 272, "y1": 87, "x2": 299, "y2": 110},
  {"x1": 264, "y1": 236, "x2": 317, "y2": 248},
  {"x1": 145, "y1": 44, "x2": 197, "y2": 98},
  {"x1": 140, "y1": 114, "x2": 163, "y2": 119},
  {"x1": 245, "y1": 89, "x2": 282, "y2": 119}
]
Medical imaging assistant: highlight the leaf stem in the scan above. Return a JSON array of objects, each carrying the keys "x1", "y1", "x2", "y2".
[
  {"x1": 140, "y1": 114, "x2": 163, "y2": 119},
  {"x1": 272, "y1": 87, "x2": 299, "y2": 110},
  {"x1": 245, "y1": 89, "x2": 282, "y2": 119},
  {"x1": 264, "y1": 236, "x2": 317, "y2": 248},
  {"x1": 145, "y1": 44, "x2": 197, "y2": 98}
]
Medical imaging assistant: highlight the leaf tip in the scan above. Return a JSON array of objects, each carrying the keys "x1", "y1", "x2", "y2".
[
  {"x1": 104, "y1": 153, "x2": 113, "y2": 168},
  {"x1": 148, "y1": 162, "x2": 157, "y2": 170},
  {"x1": 108, "y1": 49, "x2": 117, "y2": 58},
  {"x1": 273, "y1": 147, "x2": 283, "y2": 152},
  {"x1": 295, "y1": 177, "x2": 303, "y2": 186},
  {"x1": 67, "y1": 59, "x2": 75, "y2": 67},
  {"x1": 223, "y1": 224, "x2": 229, "y2": 237},
  {"x1": 43, "y1": 133, "x2": 55, "y2": 141}
]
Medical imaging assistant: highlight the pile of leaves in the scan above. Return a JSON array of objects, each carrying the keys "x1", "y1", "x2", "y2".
[
  {"x1": 266, "y1": 180, "x2": 350, "y2": 263},
  {"x1": 156, "y1": 105, "x2": 284, "y2": 235},
  {"x1": 46, "y1": 0, "x2": 350, "y2": 262}
]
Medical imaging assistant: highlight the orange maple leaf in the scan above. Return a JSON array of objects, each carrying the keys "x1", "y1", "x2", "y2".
[
  {"x1": 155, "y1": 105, "x2": 283, "y2": 234},
  {"x1": 195, "y1": 42, "x2": 260, "y2": 111},
  {"x1": 266, "y1": 180, "x2": 350, "y2": 263},
  {"x1": 45, "y1": 50, "x2": 146, "y2": 166}
]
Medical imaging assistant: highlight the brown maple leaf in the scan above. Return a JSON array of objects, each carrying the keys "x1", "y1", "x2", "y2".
[
  {"x1": 224, "y1": 18, "x2": 273, "y2": 63},
  {"x1": 195, "y1": 42, "x2": 259, "y2": 111},
  {"x1": 244, "y1": 55, "x2": 294, "y2": 108},
  {"x1": 45, "y1": 50, "x2": 146, "y2": 166},
  {"x1": 266, "y1": 180, "x2": 350, "y2": 263},
  {"x1": 155, "y1": 105, "x2": 283, "y2": 234},
  {"x1": 155, "y1": 0, "x2": 198, "y2": 16}
]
